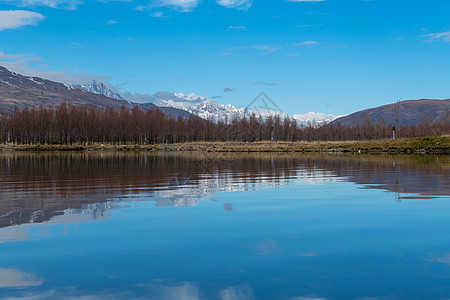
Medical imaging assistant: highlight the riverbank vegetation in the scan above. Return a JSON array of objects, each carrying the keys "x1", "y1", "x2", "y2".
[{"x1": 1, "y1": 136, "x2": 449, "y2": 153}]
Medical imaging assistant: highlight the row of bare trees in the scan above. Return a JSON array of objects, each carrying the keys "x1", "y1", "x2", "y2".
[{"x1": 0, "y1": 104, "x2": 448, "y2": 145}]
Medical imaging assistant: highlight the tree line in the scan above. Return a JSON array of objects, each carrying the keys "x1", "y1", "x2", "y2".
[{"x1": 0, "y1": 104, "x2": 448, "y2": 145}]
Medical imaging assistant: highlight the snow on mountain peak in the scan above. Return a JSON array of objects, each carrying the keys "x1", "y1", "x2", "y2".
[
  {"x1": 73, "y1": 79, "x2": 339, "y2": 126},
  {"x1": 71, "y1": 80, "x2": 123, "y2": 100}
]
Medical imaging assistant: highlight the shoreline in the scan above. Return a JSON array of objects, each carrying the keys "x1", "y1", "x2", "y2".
[{"x1": 1, "y1": 137, "x2": 449, "y2": 154}]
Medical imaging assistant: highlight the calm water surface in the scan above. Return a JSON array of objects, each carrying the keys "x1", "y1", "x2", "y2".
[{"x1": 0, "y1": 152, "x2": 449, "y2": 300}]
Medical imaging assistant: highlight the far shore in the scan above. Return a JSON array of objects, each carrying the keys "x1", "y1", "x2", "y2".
[{"x1": 1, "y1": 136, "x2": 449, "y2": 154}]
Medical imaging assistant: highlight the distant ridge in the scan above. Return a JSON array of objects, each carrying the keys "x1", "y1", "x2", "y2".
[
  {"x1": 0, "y1": 66, "x2": 190, "y2": 119},
  {"x1": 330, "y1": 99, "x2": 450, "y2": 127}
]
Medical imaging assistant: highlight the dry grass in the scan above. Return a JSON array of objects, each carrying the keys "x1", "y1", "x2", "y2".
[{"x1": 0, "y1": 136, "x2": 449, "y2": 153}]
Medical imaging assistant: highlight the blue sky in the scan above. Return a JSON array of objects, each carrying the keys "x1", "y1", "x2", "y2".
[{"x1": 0, "y1": 0, "x2": 449, "y2": 115}]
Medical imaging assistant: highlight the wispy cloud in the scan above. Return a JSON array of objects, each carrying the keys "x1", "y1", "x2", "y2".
[
  {"x1": 247, "y1": 44, "x2": 280, "y2": 55},
  {"x1": 70, "y1": 42, "x2": 83, "y2": 49},
  {"x1": 149, "y1": 0, "x2": 199, "y2": 12},
  {"x1": 0, "y1": 10, "x2": 45, "y2": 30},
  {"x1": 253, "y1": 81, "x2": 277, "y2": 86},
  {"x1": 428, "y1": 253, "x2": 450, "y2": 264},
  {"x1": 0, "y1": 0, "x2": 82, "y2": 10},
  {"x1": 228, "y1": 25, "x2": 247, "y2": 30},
  {"x1": 1, "y1": 0, "x2": 131, "y2": 9},
  {"x1": 223, "y1": 44, "x2": 281, "y2": 56},
  {"x1": 224, "y1": 87, "x2": 235, "y2": 92},
  {"x1": 151, "y1": 11, "x2": 170, "y2": 17},
  {"x1": 105, "y1": 19, "x2": 118, "y2": 25},
  {"x1": 217, "y1": 0, "x2": 253, "y2": 11},
  {"x1": 287, "y1": 0, "x2": 325, "y2": 2},
  {"x1": 0, "y1": 52, "x2": 26, "y2": 60},
  {"x1": 0, "y1": 51, "x2": 112, "y2": 85},
  {"x1": 296, "y1": 41, "x2": 317, "y2": 46},
  {"x1": 422, "y1": 31, "x2": 450, "y2": 43}
]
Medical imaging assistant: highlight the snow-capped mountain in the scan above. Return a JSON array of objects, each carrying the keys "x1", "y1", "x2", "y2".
[
  {"x1": 72, "y1": 79, "x2": 340, "y2": 125},
  {"x1": 150, "y1": 91, "x2": 250, "y2": 122},
  {"x1": 120, "y1": 90, "x2": 341, "y2": 125},
  {"x1": 293, "y1": 112, "x2": 342, "y2": 126},
  {"x1": 71, "y1": 80, "x2": 124, "y2": 100}
]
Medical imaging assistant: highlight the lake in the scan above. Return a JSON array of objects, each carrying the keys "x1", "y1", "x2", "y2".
[{"x1": 0, "y1": 152, "x2": 449, "y2": 300}]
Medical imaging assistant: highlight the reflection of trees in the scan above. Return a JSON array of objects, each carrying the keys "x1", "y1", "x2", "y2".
[{"x1": 0, "y1": 152, "x2": 448, "y2": 229}]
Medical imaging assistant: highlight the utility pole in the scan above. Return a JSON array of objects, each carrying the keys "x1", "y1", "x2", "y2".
[{"x1": 393, "y1": 100, "x2": 400, "y2": 140}]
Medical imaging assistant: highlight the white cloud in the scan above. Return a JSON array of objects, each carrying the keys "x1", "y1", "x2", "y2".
[
  {"x1": 0, "y1": 0, "x2": 131, "y2": 10},
  {"x1": 151, "y1": 11, "x2": 169, "y2": 17},
  {"x1": 422, "y1": 31, "x2": 450, "y2": 43},
  {"x1": 296, "y1": 41, "x2": 317, "y2": 46},
  {"x1": 1, "y1": 0, "x2": 82, "y2": 10},
  {"x1": 224, "y1": 44, "x2": 281, "y2": 56},
  {"x1": 150, "y1": 0, "x2": 199, "y2": 12},
  {"x1": 0, "y1": 51, "x2": 112, "y2": 85},
  {"x1": 105, "y1": 19, "x2": 118, "y2": 25},
  {"x1": 0, "y1": 52, "x2": 26, "y2": 60},
  {"x1": 247, "y1": 44, "x2": 280, "y2": 55},
  {"x1": 228, "y1": 25, "x2": 247, "y2": 30},
  {"x1": 0, "y1": 10, "x2": 45, "y2": 30},
  {"x1": 217, "y1": 0, "x2": 253, "y2": 11}
]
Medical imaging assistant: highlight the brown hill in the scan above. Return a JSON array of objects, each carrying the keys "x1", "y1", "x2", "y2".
[
  {"x1": 0, "y1": 66, "x2": 190, "y2": 118},
  {"x1": 330, "y1": 99, "x2": 449, "y2": 127}
]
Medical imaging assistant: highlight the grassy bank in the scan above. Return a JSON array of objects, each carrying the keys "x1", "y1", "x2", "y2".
[{"x1": 0, "y1": 136, "x2": 449, "y2": 153}]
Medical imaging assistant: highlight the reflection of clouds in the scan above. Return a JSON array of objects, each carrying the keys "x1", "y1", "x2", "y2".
[
  {"x1": 219, "y1": 284, "x2": 254, "y2": 300},
  {"x1": 254, "y1": 238, "x2": 281, "y2": 256},
  {"x1": 289, "y1": 297, "x2": 328, "y2": 300},
  {"x1": 294, "y1": 169, "x2": 341, "y2": 186},
  {"x1": 296, "y1": 253, "x2": 318, "y2": 257},
  {"x1": 1, "y1": 283, "x2": 256, "y2": 300},
  {"x1": 0, "y1": 268, "x2": 43, "y2": 288},
  {"x1": 157, "y1": 168, "x2": 340, "y2": 208},
  {"x1": 428, "y1": 253, "x2": 450, "y2": 264},
  {"x1": 0, "y1": 290, "x2": 134, "y2": 300},
  {"x1": 158, "y1": 282, "x2": 201, "y2": 300},
  {"x1": 0, "y1": 202, "x2": 113, "y2": 243},
  {"x1": 0, "y1": 226, "x2": 31, "y2": 243}
]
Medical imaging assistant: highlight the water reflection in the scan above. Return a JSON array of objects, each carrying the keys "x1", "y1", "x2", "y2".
[
  {"x1": 0, "y1": 152, "x2": 449, "y2": 300},
  {"x1": 0, "y1": 268, "x2": 43, "y2": 288},
  {"x1": 0, "y1": 152, "x2": 448, "y2": 229}
]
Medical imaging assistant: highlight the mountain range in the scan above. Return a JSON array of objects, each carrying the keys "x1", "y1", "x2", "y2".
[
  {"x1": 1, "y1": 66, "x2": 448, "y2": 127},
  {"x1": 0, "y1": 66, "x2": 340, "y2": 125},
  {"x1": 330, "y1": 99, "x2": 449, "y2": 127},
  {"x1": 0, "y1": 66, "x2": 189, "y2": 119},
  {"x1": 74, "y1": 79, "x2": 340, "y2": 125}
]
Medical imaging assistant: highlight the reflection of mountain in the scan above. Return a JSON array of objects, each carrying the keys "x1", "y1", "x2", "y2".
[
  {"x1": 0, "y1": 152, "x2": 448, "y2": 229},
  {"x1": 300, "y1": 154, "x2": 449, "y2": 198}
]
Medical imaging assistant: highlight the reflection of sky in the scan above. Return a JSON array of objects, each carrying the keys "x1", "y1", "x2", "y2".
[
  {"x1": 1, "y1": 180, "x2": 450, "y2": 299},
  {"x1": 0, "y1": 268, "x2": 43, "y2": 288},
  {"x1": 1, "y1": 156, "x2": 450, "y2": 299}
]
